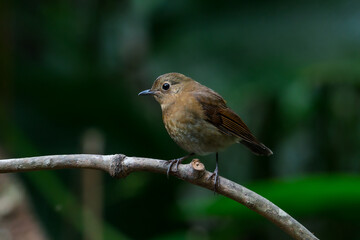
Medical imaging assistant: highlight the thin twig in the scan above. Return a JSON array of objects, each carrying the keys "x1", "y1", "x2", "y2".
[{"x1": 0, "y1": 154, "x2": 318, "y2": 240}]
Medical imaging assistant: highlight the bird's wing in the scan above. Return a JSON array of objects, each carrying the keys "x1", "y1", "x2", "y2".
[
  {"x1": 193, "y1": 88, "x2": 273, "y2": 156},
  {"x1": 193, "y1": 89, "x2": 259, "y2": 143}
]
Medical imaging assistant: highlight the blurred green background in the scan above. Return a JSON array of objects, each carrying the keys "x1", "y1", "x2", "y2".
[{"x1": 1, "y1": 0, "x2": 360, "y2": 239}]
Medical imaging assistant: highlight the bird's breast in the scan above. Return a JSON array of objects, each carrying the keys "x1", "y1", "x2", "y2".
[{"x1": 162, "y1": 97, "x2": 237, "y2": 155}]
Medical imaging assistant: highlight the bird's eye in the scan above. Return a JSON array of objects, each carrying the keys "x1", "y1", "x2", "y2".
[{"x1": 162, "y1": 83, "x2": 170, "y2": 90}]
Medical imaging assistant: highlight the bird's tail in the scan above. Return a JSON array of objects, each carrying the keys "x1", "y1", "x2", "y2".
[{"x1": 240, "y1": 140, "x2": 273, "y2": 156}]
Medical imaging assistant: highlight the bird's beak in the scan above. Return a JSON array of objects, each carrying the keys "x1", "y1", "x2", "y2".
[{"x1": 138, "y1": 89, "x2": 155, "y2": 96}]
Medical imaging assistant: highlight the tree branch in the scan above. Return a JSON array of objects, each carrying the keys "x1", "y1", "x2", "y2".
[{"x1": 0, "y1": 154, "x2": 318, "y2": 240}]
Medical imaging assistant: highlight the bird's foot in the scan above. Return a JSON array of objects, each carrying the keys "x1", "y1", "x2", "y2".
[
  {"x1": 207, "y1": 167, "x2": 220, "y2": 193},
  {"x1": 166, "y1": 158, "x2": 182, "y2": 178},
  {"x1": 166, "y1": 153, "x2": 194, "y2": 178}
]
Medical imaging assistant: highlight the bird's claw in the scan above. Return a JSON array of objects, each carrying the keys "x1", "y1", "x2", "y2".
[
  {"x1": 166, "y1": 153, "x2": 194, "y2": 178},
  {"x1": 207, "y1": 169, "x2": 220, "y2": 193},
  {"x1": 166, "y1": 158, "x2": 182, "y2": 178}
]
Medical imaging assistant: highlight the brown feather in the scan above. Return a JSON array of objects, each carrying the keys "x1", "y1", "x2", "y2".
[
  {"x1": 193, "y1": 90, "x2": 255, "y2": 141},
  {"x1": 218, "y1": 108, "x2": 257, "y2": 142},
  {"x1": 194, "y1": 89, "x2": 273, "y2": 156}
]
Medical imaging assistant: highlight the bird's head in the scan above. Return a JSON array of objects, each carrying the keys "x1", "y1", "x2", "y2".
[{"x1": 138, "y1": 72, "x2": 193, "y2": 107}]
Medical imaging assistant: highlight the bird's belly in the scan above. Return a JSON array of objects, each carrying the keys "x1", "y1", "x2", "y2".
[{"x1": 164, "y1": 117, "x2": 237, "y2": 155}]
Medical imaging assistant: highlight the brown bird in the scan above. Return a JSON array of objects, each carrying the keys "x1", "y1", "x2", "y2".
[{"x1": 139, "y1": 73, "x2": 272, "y2": 189}]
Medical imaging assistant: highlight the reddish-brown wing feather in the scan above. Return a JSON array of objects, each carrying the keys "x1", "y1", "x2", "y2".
[
  {"x1": 217, "y1": 108, "x2": 258, "y2": 142},
  {"x1": 195, "y1": 92, "x2": 258, "y2": 142},
  {"x1": 194, "y1": 88, "x2": 272, "y2": 156}
]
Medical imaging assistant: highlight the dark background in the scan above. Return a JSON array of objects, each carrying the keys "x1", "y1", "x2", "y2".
[{"x1": 1, "y1": 0, "x2": 360, "y2": 239}]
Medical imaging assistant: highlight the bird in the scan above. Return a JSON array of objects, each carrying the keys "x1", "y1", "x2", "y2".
[{"x1": 138, "y1": 73, "x2": 272, "y2": 190}]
